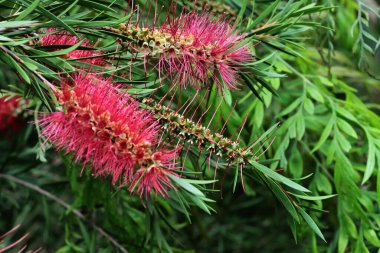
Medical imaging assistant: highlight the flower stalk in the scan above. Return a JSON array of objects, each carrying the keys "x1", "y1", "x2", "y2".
[{"x1": 143, "y1": 98, "x2": 274, "y2": 167}]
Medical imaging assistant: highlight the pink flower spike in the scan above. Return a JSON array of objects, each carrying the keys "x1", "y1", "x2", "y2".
[
  {"x1": 39, "y1": 72, "x2": 179, "y2": 198},
  {"x1": 127, "y1": 148, "x2": 180, "y2": 198},
  {"x1": 38, "y1": 28, "x2": 105, "y2": 66},
  {"x1": 122, "y1": 13, "x2": 252, "y2": 90},
  {"x1": 129, "y1": 166, "x2": 177, "y2": 198},
  {"x1": 0, "y1": 96, "x2": 26, "y2": 134},
  {"x1": 164, "y1": 13, "x2": 252, "y2": 90}
]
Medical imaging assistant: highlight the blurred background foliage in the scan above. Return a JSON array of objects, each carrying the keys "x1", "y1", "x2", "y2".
[{"x1": 0, "y1": 0, "x2": 380, "y2": 252}]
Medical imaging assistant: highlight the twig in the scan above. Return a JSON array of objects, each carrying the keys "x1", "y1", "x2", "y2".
[{"x1": 0, "y1": 174, "x2": 128, "y2": 253}]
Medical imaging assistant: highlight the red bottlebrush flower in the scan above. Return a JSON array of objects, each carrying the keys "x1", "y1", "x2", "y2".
[
  {"x1": 0, "y1": 96, "x2": 25, "y2": 134},
  {"x1": 38, "y1": 28, "x2": 104, "y2": 65},
  {"x1": 129, "y1": 165, "x2": 176, "y2": 198},
  {"x1": 128, "y1": 148, "x2": 180, "y2": 197},
  {"x1": 39, "y1": 73, "x2": 178, "y2": 197},
  {"x1": 127, "y1": 147, "x2": 179, "y2": 197},
  {"x1": 121, "y1": 13, "x2": 252, "y2": 90}
]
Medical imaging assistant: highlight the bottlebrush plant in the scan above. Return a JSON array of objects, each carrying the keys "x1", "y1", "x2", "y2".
[{"x1": 0, "y1": 1, "x2": 379, "y2": 253}]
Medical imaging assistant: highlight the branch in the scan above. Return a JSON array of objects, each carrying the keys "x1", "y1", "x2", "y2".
[{"x1": 0, "y1": 174, "x2": 128, "y2": 253}]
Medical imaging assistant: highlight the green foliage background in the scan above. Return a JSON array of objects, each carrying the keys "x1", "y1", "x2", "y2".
[{"x1": 0, "y1": 0, "x2": 379, "y2": 252}]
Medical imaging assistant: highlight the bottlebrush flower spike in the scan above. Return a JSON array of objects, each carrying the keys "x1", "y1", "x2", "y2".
[
  {"x1": 129, "y1": 149, "x2": 179, "y2": 198},
  {"x1": 39, "y1": 73, "x2": 179, "y2": 197},
  {"x1": 37, "y1": 28, "x2": 104, "y2": 65},
  {"x1": 143, "y1": 98, "x2": 247, "y2": 165},
  {"x1": 129, "y1": 164, "x2": 176, "y2": 198},
  {"x1": 116, "y1": 12, "x2": 252, "y2": 90},
  {"x1": 0, "y1": 95, "x2": 25, "y2": 134}
]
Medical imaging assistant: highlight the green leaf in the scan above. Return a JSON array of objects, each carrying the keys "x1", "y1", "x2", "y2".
[
  {"x1": 362, "y1": 135, "x2": 376, "y2": 184},
  {"x1": 254, "y1": 102, "x2": 264, "y2": 128},
  {"x1": 0, "y1": 35, "x2": 11, "y2": 41},
  {"x1": 34, "y1": 1, "x2": 78, "y2": 36},
  {"x1": 233, "y1": 164, "x2": 239, "y2": 193},
  {"x1": 364, "y1": 229, "x2": 380, "y2": 247},
  {"x1": 337, "y1": 118, "x2": 358, "y2": 139},
  {"x1": 126, "y1": 88, "x2": 156, "y2": 95},
  {"x1": 237, "y1": 0, "x2": 248, "y2": 23},
  {"x1": 0, "y1": 20, "x2": 38, "y2": 29},
  {"x1": 247, "y1": 0, "x2": 281, "y2": 31},
  {"x1": 30, "y1": 41, "x2": 84, "y2": 58},
  {"x1": 250, "y1": 161, "x2": 310, "y2": 192},
  {"x1": 311, "y1": 116, "x2": 334, "y2": 153},
  {"x1": 172, "y1": 191, "x2": 191, "y2": 222},
  {"x1": 303, "y1": 98, "x2": 315, "y2": 114},
  {"x1": 336, "y1": 107, "x2": 357, "y2": 122},
  {"x1": 307, "y1": 86, "x2": 325, "y2": 103},
  {"x1": 297, "y1": 207, "x2": 326, "y2": 242},
  {"x1": 188, "y1": 194, "x2": 212, "y2": 215},
  {"x1": 290, "y1": 193, "x2": 337, "y2": 201},
  {"x1": 316, "y1": 173, "x2": 332, "y2": 195},
  {"x1": 296, "y1": 115, "x2": 305, "y2": 140},
  {"x1": 15, "y1": 0, "x2": 40, "y2": 21},
  {"x1": 169, "y1": 175, "x2": 204, "y2": 197},
  {"x1": 289, "y1": 146, "x2": 303, "y2": 178},
  {"x1": 0, "y1": 52, "x2": 31, "y2": 84},
  {"x1": 338, "y1": 230, "x2": 349, "y2": 253},
  {"x1": 336, "y1": 132, "x2": 351, "y2": 152},
  {"x1": 344, "y1": 215, "x2": 358, "y2": 238},
  {"x1": 240, "y1": 73, "x2": 263, "y2": 101},
  {"x1": 222, "y1": 85, "x2": 232, "y2": 105},
  {"x1": 260, "y1": 175, "x2": 299, "y2": 222},
  {"x1": 245, "y1": 123, "x2": 279, "y2": 152},
  {"x1": 377, "y1": 150, "x2": 380, "y2": 211},
  {"x1": 278, "y1": 98, "x2": 302, "y2": 117},
  {"x1": 73, "y1": 0, "x2": 117, "y2": 13},
  {"x1": 179, "y1": 179, "x2": 216, "y2": 185},
  {"x1": 354, "y1": 232, "x2": 370, "y2": 253}
]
